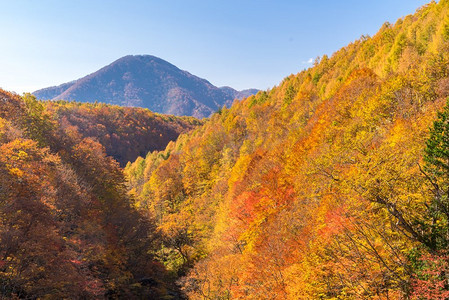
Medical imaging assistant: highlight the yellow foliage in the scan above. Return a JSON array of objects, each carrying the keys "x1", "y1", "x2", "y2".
[{"x1": 124, "y1": 1, "x2": 449, "y2": 298}]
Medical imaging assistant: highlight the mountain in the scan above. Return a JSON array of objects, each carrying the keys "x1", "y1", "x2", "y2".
[
  {"x1": 219, "y1": 86, "x2": 260, "y2": 100},
  {"x1": 33, "y1": 55, "x2": 258, "y2": 118},
  {"x1": 125, "y1": 1, "x2": 449, "y2": 298},
  {"x1": 33, "y1": 80, "x2": 76, "y2": 100}
]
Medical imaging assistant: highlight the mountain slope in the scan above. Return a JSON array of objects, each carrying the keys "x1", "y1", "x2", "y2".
[
  {"x1": 0, "y1": 90, "x2": 175, "y2": 298},
  {"x1": 44, "y1": 100, "x2": 201, "y2": 166},
  {"x1": 33, "y1": 55, "x2": 258, "y2": 118},
  {"x1": 125, "y1": 1, "x2": 449, "y2": 298},
  {"x1": 219, "y1": 86, "x2": 260, "y2": 100}
]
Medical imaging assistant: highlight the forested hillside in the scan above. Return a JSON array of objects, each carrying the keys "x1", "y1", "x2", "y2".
[
  {"x1": 126, "y1": 1, "x2": 449, "y2": 298},
  {"x1": 44, "y1": 100, "x2": 201, "y2": 166},
  {"x1": 0, "y1": 90, "x2": 178, "y2": 298}
]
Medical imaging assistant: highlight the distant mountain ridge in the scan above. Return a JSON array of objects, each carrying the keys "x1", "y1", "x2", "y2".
[
  {"x1": 33, "y1": 55, "x2": 258, "y2": 118},
  {"x1": 218, "y1": 86, "x2": 260, "y2": 100}
]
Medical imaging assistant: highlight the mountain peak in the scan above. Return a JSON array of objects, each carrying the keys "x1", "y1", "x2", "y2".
[
  {"x1": 113, "y1": 55, "x2": 175, "y2": 67},
  {"x1": 33, "y1": 55, "x2": 258, "y2": 118}
]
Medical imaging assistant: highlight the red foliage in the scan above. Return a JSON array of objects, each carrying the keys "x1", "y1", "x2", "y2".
[
  {"x1": 411, "y1": 253, "x2": 449, "y2": 299},
  {"x1": 232, "y1": 191, "x2": 260, "y2": 225}
]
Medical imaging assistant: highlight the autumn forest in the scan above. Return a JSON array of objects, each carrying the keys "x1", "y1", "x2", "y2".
[{"x1": 3, "y1": 1, "x2": 449, "y2": 299}]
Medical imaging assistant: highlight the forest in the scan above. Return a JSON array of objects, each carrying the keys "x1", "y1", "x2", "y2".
[
  {"x1": 4, "y1": 0, "x2": 449, "y2": 299},
  {"x1": 44, "y1": 100, "x2": 201, "y2": 166},
  {"x1": 0, "y1": 92, "x2": 198, "y2": 298},
  {"x1": 126, "y1": 0, "x2": 449, "y2": 298}
]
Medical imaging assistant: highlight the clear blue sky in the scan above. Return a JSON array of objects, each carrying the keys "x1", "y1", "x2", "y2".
[{"x1": 0, "y1": 0, "x2": 430, "y2": 93}]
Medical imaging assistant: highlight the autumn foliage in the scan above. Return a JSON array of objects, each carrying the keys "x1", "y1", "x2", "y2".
[
  {"x1": 5, "y1": 0, "x2": 449, "y2": 298},
  {"x1": 44, "y1": 100, "x2": 201, "y2": 166},
  {"x1": 125, "y1": 1, "x2": 449, "y2": 298},
  {"x1": 0, "y1": 91, "x2": 177, "y2": 298}
]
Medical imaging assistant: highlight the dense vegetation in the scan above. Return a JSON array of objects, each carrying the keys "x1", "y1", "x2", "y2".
[
  {"x1": 4, "y1": 1, "x2": 449, "y2": 299},
  {"x1": 125, "y1": 1, "x2": 449, "y2": 298},
  {"x1": 0, "y1": 91, "x2": 183, "y2": 298},
  {"x1": 44, "y1": 100, "x2": 201, "y2": 166}
]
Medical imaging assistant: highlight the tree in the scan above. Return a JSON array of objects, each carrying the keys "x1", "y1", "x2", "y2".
[{"x1": 423, "y1": 99, "x2": 449, "y2": 251}]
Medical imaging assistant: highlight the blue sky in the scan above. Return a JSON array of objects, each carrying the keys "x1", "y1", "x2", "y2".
[{"x1": 0, "y1": 0, "x2": 430, "y2": 93}]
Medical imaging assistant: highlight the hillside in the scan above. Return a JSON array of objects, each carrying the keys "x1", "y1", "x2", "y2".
[
  {"x1": 219, "y1": 86, "x2": 260, "y2": 100},
  {"x1": 0, "y1": 90, "x2": 179, "y2": 298},
  {"x1": 44, "y1": 100, "x2": 201, "y2": 166},
  {"x1": 33, "y1": 55, "x2": 258, "y2": 118},
  {"x1": 125, "y1": 1, "x2": 449, "y2": 298}
]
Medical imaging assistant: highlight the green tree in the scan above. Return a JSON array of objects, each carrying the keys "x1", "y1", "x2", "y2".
[{"x1": 423, "y1": 99, "x2": 449, "y2": 251}]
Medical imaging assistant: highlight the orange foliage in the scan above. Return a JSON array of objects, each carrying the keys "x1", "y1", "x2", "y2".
[{"x1": 121, "y1": 1, "x2": 449, "y2": 298}]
